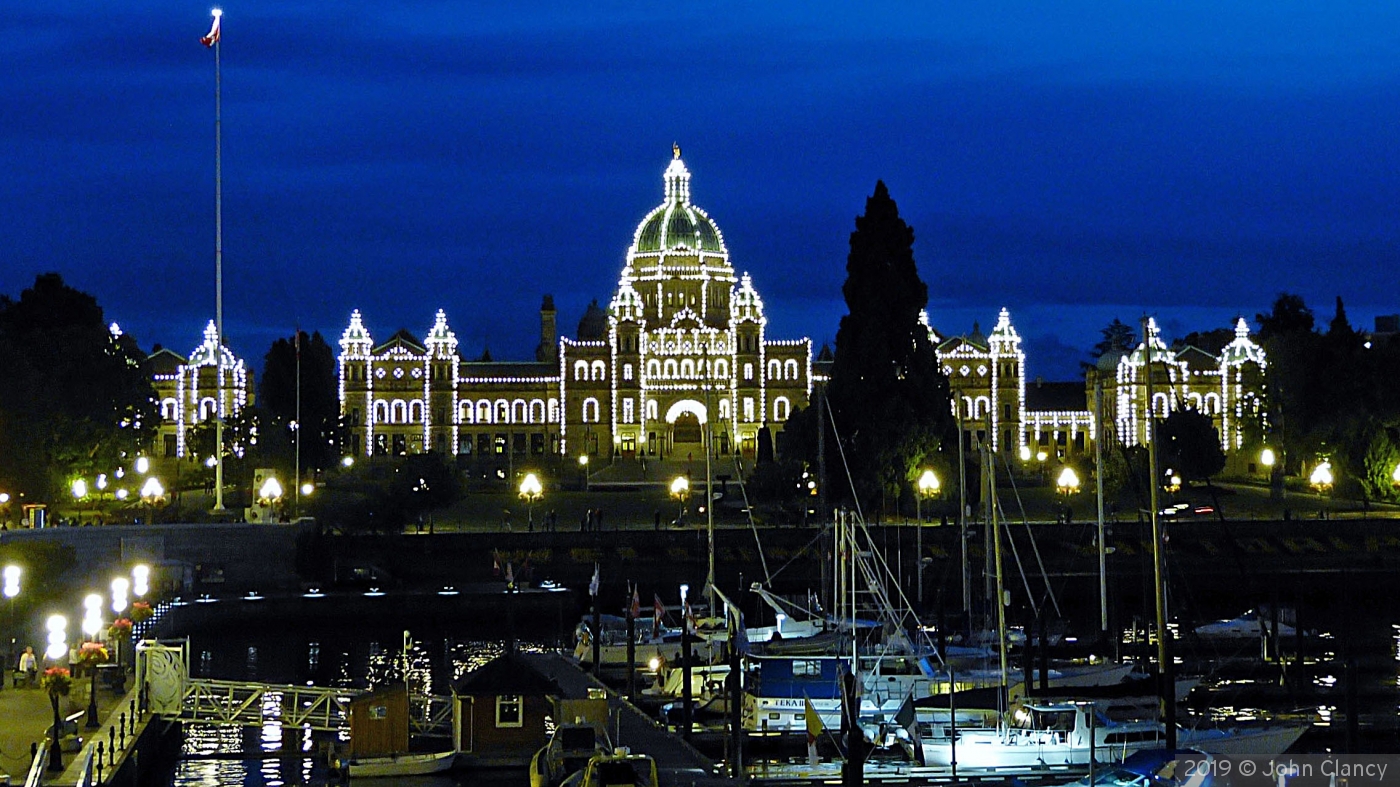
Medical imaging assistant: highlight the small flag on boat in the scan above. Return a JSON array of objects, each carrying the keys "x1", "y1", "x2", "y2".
[
  {"x1": 629, "y1": 584, "x2": 641, "y2": 620},
  {"x1": 200, "y1": 11, "x2": 221, "y2": 47},
  {"x1": 588, "y1": 562, "x2": 600, "y2": 597},
  {"x1": 652, "y1": 594, "x2": 664, "y2": 638},
  {"x1": 804, "y1": 695, "x2": 822, "y2": 766}
]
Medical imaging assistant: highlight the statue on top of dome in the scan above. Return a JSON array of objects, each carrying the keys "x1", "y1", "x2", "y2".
[{"x1": 673, "y1": 142, "x2": 681, "y2": 159}]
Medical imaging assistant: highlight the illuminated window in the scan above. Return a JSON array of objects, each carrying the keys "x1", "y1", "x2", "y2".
[
  {"x1": 476, "y1": 400, "x2": 492, "y2": 424},
  {"x1": 391, "y1": 400, "x2": 408, "y2": 424},
  {"x1": 529, "y1": 399, "x2": 545, "y2": 424},
  {"x1": 623, "y1": 363, "x2": 633, "y2": 381},
  {"x1": 547, "y1": 398, "x2": 560, "y2": 422},
  {"x1": 160, "y1": 398, "x2": 178, "y2": 421},
  {"x1": 496, "y1": 400, "x2": 510, "y2": 424},
  {"x1": 646, "y1": 360, "x2": 660, "y2": 378},
  {"x1": 623, "y1": 398, "x2": 635, "y2": 423},
  {"x1": 459, "y1": 402, "x2": 474, "y2": 423},
  {"x1": 583, "y1": 398, "x2": 600, "y2": 424},
  {"x1": 774, "y1": 397, "x2": 790, "y2": 421},
  {"x1": 590, "y1": 360, "x2": 606, "y2": 381},
  {"x1": 768, "y1": 359, "x2": 781, "y2": 379},
  {"x1": 784, "y1": 359, "x2": 798, "y2": 380},
  {"x1": 573, "y1": 361, "x2": 587, "y2": 381},
  {"x1": 718, "y1": 399, "x2": 730, "y2": 420},
  {"x1": 511, "y1": 399, "x2": 527, "y2": 424},
  {"x1": 715, "y1": 359, "x2": 729, "y2": 379},
  {"x1": 664, "y1": 359, "x2": 678, "y2": 378},
  {"x1": 743, "y1": 397, "x2": 754, "y2": 422},
  {"x1": 681, "y1": 359, "x2": 695, "y2": 378},
  {"x1": 373, "y1": 400, "x2": 389, "y2": 423},
  {"x1": 743, "y1": 363, "x2": 753, "y2": 381},
  {"x1": 646, "y1": 399, "x2": 658, "y2": 421}
]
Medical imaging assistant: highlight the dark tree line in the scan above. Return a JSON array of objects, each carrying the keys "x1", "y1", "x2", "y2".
[
  {"x1": 1257, "y1": 294, "x2": 1400, "y2": 501},
  {"x1": 0, "y1": 274, "x2": 157, "y2": 501}
]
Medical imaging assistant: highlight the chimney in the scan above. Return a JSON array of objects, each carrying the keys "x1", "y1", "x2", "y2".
[{"x1": 536, "y1": 295, "x2": 558, "y2": 364}]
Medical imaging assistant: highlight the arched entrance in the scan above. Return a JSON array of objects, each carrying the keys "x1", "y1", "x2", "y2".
[
  {"x1": 673, "y1": 413, "x2": 702, "y2": 444},
  {"x1": 664, "y1": 399, "x2": 708, "y2": 456}
]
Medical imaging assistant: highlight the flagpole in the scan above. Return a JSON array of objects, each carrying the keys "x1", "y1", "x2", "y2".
[{"x1": 211, "y1": 8, "x2": 227, "y2": 513}]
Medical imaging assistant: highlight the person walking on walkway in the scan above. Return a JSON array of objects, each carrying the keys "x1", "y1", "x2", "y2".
[{"x1": 19, "y1": 646, "x2": 37, "y2": 687}]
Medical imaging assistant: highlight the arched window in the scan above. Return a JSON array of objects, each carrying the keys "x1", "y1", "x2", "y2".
[
  {"x1": 373, "y1": 400, "x2": 389, "y2": 424},
  {"x1": 573, "y1": 360, "x2": 588, "y2": 381},
  {"x1": 459, "y1": 401, "x2": 474, "y2": 423},
  {"x1": 774, "y1": 396, "x2": 791, "y2": 421},
  {"x1": 680, "y1": 359, "x2": 695, "y2": 378},
  {"x1": 547, "y1": 398, "x2": 560, "y2": 422},
  {"x1": 529, "y1": 399, "x2": 546, "y2": 424},
  {"x1": 512, "y1": 399, "x2": 528, "y2": 423},
  {"x1": 646, "y1": 399, "x2": 658, "y2": 421},
  {"x1": 664, "y1": 359, "x2": 678, "y2": 378},
  {"x1": 1152, "y1": 392, "x2": 1171, "y2": 417},
  {"x1": 582, "y1": 398, "x2": 600, "y2": 423},
  {"x1": 160, "y1": 398, "x2": 178, "y2": 421},
  {"x1": 1203, "y1": 392, "x2": 1221, "y2": 415},
  {"x1": 408, "y1": 400, "x2": 423, "y2": 423},
  {"x1": 1186, "y1": 392, "x2": 1204, "y2": 411},
  {"x1": 391, "y1": 400, "x2": 408, "y2": 424},
  {"x1": 199, "y1": 397, "x2": 218, "y2": 421},
  {"x1": 590, "y1": 360, "x2": 606, "y2": 381},
  {"x1": 715, "y1": 359, "x2": 729, "y2": 379},
  {"x1": 767, "y1": 359, "x2": 781, "y2": 379},
  {"x1": 718, "y1": 399, "x2": 730, "y2": 420},
  {"x1": 476, "y1": 400, "x2": 492, "y2": 424},
  {"x1": 646, "y1": 359, "x2": 660, "y2": 378},
  {"x1": 623, "y1": 363, "x2": 633, "y2": 381},
  {"x1": 784, "y1": 359, "x2": 798, "y2": 380},
  {"x1": 495, "y1": 399, "x2": 510, "y2": 423},
  {"x1": 974, "y1": 396, "x2": 991, "y2": 419},
  {"x1": 743, "y1": 363, "x2": 753, "y2": 381}
]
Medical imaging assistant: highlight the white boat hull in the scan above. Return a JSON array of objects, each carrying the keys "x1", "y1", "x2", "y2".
[{"x1": 345, "y1": 750, "x2": 455, "y2": 778}]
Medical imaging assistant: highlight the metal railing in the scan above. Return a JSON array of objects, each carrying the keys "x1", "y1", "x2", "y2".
[{"x1": 183, "y1": 679, "x2": 363, "y2": 731}]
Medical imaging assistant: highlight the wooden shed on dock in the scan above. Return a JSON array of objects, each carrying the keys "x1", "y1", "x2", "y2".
[
  {"x1": 348, "y1": 685, "x2": 409, "y2": 758},
  {"x1": 453, "y1": 652, "x2": 562, "y2": 765}
]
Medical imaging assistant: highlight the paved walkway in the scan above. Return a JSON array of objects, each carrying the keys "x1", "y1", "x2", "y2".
[{"x1": 0, "y1": 670, "x2": 135, "y2": 785}]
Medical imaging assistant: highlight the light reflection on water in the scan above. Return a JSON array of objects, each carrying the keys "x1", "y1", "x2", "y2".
[{"x1": 168, "y1": 624, "x2": 553, "y2": 786}]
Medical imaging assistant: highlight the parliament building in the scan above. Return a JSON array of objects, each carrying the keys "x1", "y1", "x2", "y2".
[{"x1": 335, "y1": 150, "x2": 813, "y2": 468}]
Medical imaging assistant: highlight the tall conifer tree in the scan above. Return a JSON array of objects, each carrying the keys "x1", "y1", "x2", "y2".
[{"x1": 826, "y1": 182, "x2": 950, "y2": 514}]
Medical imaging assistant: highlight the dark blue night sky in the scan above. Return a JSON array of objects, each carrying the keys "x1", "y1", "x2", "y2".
[{"x1": 3, "y1": 3, "x2": 1397, "y2": 379}]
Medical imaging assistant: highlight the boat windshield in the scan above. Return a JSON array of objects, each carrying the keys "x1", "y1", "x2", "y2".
[{"x1": 559, "y1": 727, "x2": 598, "y2": 750}]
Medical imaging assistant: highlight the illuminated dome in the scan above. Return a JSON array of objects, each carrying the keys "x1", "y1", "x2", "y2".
[{"x1": 629, "y1": 151, "x2": 727, "y2": 256}]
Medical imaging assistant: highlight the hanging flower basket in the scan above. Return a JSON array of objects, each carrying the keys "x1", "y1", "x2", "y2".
[
  {"x1": 41, "y1": 667, "x2": 72, "y2": 696},
  {"x1": 130, "y1": 601, "x2": 154, "y2": 623},
  {"x1": 107, "y1": 618, "x2": 133, "y2": 641},
  {"x1": 74, "y1": 642, "x2": 110, "y2": 668}
]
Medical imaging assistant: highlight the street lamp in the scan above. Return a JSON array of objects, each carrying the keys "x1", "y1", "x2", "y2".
[
  {"x1": 1260, "y1": 447, "x2": 1276, "y2": 470},
  {"x1": 578, "y1": 455, "x2": 590, "y2": 492},
  {"x1": 915, "y1": 470, "x2": 939, "y2": 608},
  {"x1": 670, "y1": 476, "x2": 690, "y2": 526},
  {"x1": 132, "y1": 565, "x2": 150, "y2": 598},
  {"x1": 140, "y1": 477, "x2": 165, "y2": 523},
  {"x1": 1310, "y1": 461, "x2": 1334, "y2": 493},
  {"x1": 44, "y1": 614, "x2": 68, "y2": 661},
  {"x1": 519, "y1": 472, "x2": 543, "y2": 531},
  {"x1": 135, "y1": 457, "x2": 149, "y2": 475},
  {"x1": 1056, "y1": 467, "x2": 1081, "y2": 497},
  {"x1": 258, "y1": 476, "x2": 283, "y2": 509},
  {"x1": 1392, "y1": 462, "x2": 1400, "y2": 490},
  {"x1": 110, "y1": 578, "x2": 129, "y2": 616},
  {"x1": 3, "y1": 566, "x2": 18, "y2": 667},
  {"x1": 81, "y1": 594, "x2": 104, "y2": 728},
  {"x1": 72, "y1": 479, "x2": 87, "y2": 524}
]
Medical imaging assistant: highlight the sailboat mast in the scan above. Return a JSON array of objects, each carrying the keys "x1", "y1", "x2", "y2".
[
  {"x1": 1095, "y1": 379, "x2": 1107, "y2": 633},
  {"x1": 1142, "y1": 316, "x2": 1175, "y2": 749},
  {"x1": 958, "y1": 409, "x2": 969, "y2": 617},
  {"x1": 990, "y1": 445, "x2": 1008, "y2": 703}
]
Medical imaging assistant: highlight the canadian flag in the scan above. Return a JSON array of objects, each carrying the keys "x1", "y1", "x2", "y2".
[
  {"x1": 200, "y1": 12, "x2": 221, "y2": 47},
  {"x1": 629, "y1": 585, "x2": 641, "y2": 620},
  {"x1": 652, "y1": 594, "x2": 665, "y2": 639}
]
